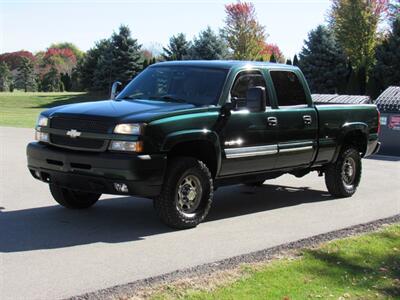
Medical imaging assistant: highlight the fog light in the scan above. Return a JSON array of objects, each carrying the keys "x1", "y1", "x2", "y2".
[
  {"x1": 114, "y1": 183, "x2": 129, "y2": 193},
  {"x1": 35, "y1": 131, "x2": 49, "y2": 143},
  {"x1": 34, "y1": 170, "x2": 41, "y2": 179}
]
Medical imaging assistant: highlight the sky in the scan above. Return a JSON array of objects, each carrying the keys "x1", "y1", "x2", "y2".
[{"x1": 0, "y1": 0, "x2": 332, "y2": 59}]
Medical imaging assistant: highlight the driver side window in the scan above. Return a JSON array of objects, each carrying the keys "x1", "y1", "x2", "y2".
[{"x1": 231, "y1": 71, "x2": 269, "y2": 106}]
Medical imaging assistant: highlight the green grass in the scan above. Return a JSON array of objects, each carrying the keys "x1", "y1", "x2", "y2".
[
  {"x1": 151, "y1": 224, "x2": 400, "y2": 300},
  {"x1": 0, "y1": 92, "x2": 106, "y2": 128}
]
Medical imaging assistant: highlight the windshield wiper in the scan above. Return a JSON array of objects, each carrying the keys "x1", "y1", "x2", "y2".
[{"x1": 149, "y1": 95, "x2": 187, "y2": 103}]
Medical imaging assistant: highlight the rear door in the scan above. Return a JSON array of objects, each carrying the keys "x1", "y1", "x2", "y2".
[
  {"x1": 219, "y1": 70, "x2": 278, "y2": 176},
  {"x1": 269, "y1": 70, "x2": 318, "y2": 169}
]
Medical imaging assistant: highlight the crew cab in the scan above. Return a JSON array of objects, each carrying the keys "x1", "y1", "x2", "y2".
[{"x1": 27, "y1": 61, "x2": 380, "y2": 229}]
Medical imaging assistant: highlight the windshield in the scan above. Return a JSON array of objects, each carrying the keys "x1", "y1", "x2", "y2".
[{"x1": 117, "y1": 66, "x2": 228, "y2": 106}]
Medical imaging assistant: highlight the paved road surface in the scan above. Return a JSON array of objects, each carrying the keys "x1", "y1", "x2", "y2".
[{"x1": 1, "y1": 127, "x2": 399, "y2": 300}]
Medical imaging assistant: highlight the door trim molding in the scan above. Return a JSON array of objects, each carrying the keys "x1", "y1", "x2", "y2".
[
  {"x1": 225, "y1": 145, "x2": 278, "y2": 159},
  {"x1": 279, "y1": 145, "x2": 313, "y2": 153}
]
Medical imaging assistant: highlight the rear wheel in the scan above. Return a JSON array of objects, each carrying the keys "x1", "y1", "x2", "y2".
[
  {"x1": 325, "y1": 147, "x2": 362, "y2": 197},
  {"x1": 49, "y1": 184, "x2": 101, "y2": 209},
  {"x1": 154, "y1": 157, "x2": 213, "y2": 229}
]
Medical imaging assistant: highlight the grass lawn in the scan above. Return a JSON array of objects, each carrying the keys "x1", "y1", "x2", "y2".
[
  {"x1": 150, "y1": 224, "x2": 400, "y2": 300},
  {"x1": 0, "y1": 92, "x2": 106, "y2": 128}
]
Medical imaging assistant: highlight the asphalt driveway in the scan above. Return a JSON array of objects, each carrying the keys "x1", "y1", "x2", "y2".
[{"x1": 0, "y1": 127, "x2": 399, "y2": 299}]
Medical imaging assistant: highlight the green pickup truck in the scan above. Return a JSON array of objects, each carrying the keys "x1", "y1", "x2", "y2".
[{"x1": 27, "y1": 61, "x2": 380, "y2": 228}]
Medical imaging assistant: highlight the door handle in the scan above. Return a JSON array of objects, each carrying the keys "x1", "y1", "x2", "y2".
[
  {"x1": 303, "y1": 115, "x2": 312, "y2": 125},
  {"x1": 267, "y1": 117, "x2": 278, "y2": 127}
]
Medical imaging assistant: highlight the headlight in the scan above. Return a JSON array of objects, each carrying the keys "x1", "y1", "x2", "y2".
[
  {"x1": 35, "y1": 131, "x2": 49, "y2": 143},
  {"x1": 114, "y1": 123, "x2": 143, "y2": 135},
  {"x1": 109, "y1": 141, "x2": 143, "y2": 152},
  {"x1": 37, "y1": 115, "x2": 49, "y2": 127}
]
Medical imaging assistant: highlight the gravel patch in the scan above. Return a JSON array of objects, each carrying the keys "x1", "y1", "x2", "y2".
[{"x1": 68, "y1": 214, "x2": 400, "y2": 300}]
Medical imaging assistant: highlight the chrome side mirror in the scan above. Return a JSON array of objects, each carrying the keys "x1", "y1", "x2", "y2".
[{"x1": 110, "y1": 81, "x2": 122, "y2": 100}]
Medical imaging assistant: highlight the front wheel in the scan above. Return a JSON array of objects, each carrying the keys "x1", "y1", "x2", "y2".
[
  {"x1": 154, "y1": 157, "x2": 213, "y2": 229},
  {"x1": 49, "y1": 184, "x2": 101, "y2": 209},
  {"x1": 325, "y1": 147, "x2": 362, "y2": 197}
]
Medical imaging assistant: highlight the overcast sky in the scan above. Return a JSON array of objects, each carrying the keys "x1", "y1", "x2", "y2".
[{"x1": 1, "y1": 0, "x2": 331, "y2": 59}]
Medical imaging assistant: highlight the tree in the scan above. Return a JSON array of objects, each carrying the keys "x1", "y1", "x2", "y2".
[
  {"x1": 387, "y1": 0, "x2": 400, "y2": 23},
  {"x1": 41, "y1": 65, "x2": 61, "y2": 92},
  {"x1": 372, "y1": 17, "x2": 400, "y2": 93},
  {"x1": 162, "y1": 33, "x2": 191, "y2": 61},
  {"x1": 189, "y1": 27, "x2": 229, "y2": 60},
  {"x1": 78, "y1": 25, "x2": 142, "y2": 92},
  {"x1": 221, "y1": 1, "x2": 266, "y2": 60},
  {"x1": 0, "y1": 62, "x2": 12, "y2": 91},
  {"x1": 329, "y1": 0, "x2": 388, "y2": 82},
  {"x1": 110, "y1": 25, "x2": 142, "y2": 86},
  {"x1": 293, "y1": 54, "x2": 299, "y2": 66},
  {"x1": 15, "y1": 57, "x2": 37, "y2": 92},
  {"x1": 78, "y1": 39, "x2": 111, "y2": 90},
  {"x1": 269, "y1": 54, "x2": 277, "y2": 63},
  {"x1": 0, "y1": 51, "x2": 35, "y2": 70},
  {"x1": 49, "y1": 42, "x2": 84, "y2": 60},
  {"x1": 286, "y1": 59, "x2": 292, "y2": 65},
  {"x1": 298, "y1": 25, "x2": 348, "y2": 94},
  {"x1": 259, "y1": 43, "x2": 283, "y2": 62}
]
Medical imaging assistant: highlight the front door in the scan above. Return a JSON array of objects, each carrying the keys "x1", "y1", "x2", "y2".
[
  {"x1": 269, "y1": 70, "x2": 318, "y2": 169},
  {"x1": 219, "y1": 70, "x2": 278, "y2": 176}
]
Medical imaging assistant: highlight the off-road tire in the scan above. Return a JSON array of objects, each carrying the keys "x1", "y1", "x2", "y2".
[
  {"x1": 325, "y1": 147, "x2": 362, "y2": 198},
  {"x1": 154, "y1": 157, "x2": 213, "y2": 229},
  {"x1": 49, "y1": 184, "x2": 101, "y2": 209}
]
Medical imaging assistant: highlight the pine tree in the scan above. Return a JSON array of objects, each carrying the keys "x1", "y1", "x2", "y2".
[
  {"x1": 286, "y1": 59, "x2": 292, "y2": 65},
  {"x1": 189, "y1": 27, "x2": 229, "y2": 60},
  {"x1": 15, "y1": 57, "x2": 37, "y2": 92},
  {"x1": 293, "y1": 54, "x2": 299, "y2": 66},
  {"x1": 0, "y1": 61, "x2": 12, "y2": 91},
  {"x1": 110, "y1": 25, "x2": 142, "y2": 87},
  {"x1": 298, "y1": 25, "x2": 348, "y2": 94},
  {"x1": 162, "y1": 33, "x2": 191, "y2": 61},
  {"x1": 79, "y1": 25, "x2": 142, "y2": 92},
  {"x1": 269, "y1": 54, "x2": 277, "y2": 63},
  {"x1": 373, "y1": 18, "x2": 400, "y2": 93},
  {"x1": 42, "y1": 65, "x2": 61, "y2": 92}
]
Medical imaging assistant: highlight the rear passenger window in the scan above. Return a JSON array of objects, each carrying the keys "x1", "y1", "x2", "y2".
[
  {"x1": 270, "y1": 71, "x2": 307, "y2": 106},
  {"x1": 231, "y1": 71, "x2": 270, "y2": 106}
]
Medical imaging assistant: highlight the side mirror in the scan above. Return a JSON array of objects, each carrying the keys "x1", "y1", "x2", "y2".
[
  {"x1": 246, "y1": 86, "x2": 266, "y2": 112},
  {"x1": 110, "y1": 81, "x2": 122, "y2": 100}
]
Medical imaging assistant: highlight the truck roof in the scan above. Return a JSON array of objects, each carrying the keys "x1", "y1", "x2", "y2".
[{"x1": 152, "y1": 60, "x2": 297, "y2": 71}]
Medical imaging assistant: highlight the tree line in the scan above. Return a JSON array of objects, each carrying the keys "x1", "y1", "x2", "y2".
[
  {"x1": 0, "y1": 0, "x2": 398, "y2": 98},
  {"x1": 299, "y1": 0, "x2": 400, "y2": 98}
]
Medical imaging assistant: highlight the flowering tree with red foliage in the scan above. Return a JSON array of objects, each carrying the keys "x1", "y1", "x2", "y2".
[
  {"x1": 0, "y1": 51, "x2": 35, "y2": 70},
  {"x1": 222, "y1": 1, "x2": 266, "y2": 60},
  {"x1": 41, "y1": 48, "x2": 77, "y2": 75},
  {"x1": 259, "y1": 43, "x2": 284, "y2": 62}
]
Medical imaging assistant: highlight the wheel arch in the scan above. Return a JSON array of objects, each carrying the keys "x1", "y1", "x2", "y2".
[
  {"x1": 162, "y1": 130, "x2": 222, "y2": 178},
  {"x1": 333, "y1": 122, "x2": 369, "y2": 162}
]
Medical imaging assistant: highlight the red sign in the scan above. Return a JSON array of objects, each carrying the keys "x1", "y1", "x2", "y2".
[{"x1": 388, "y1": 115, "x2": 400, "y2": 130}]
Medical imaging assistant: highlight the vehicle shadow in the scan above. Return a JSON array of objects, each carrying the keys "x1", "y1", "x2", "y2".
[{"x1": 0, "y1": 184, "x2": 332, "y2": 253}]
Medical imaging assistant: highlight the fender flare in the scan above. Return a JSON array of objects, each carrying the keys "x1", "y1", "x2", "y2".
[
  {"x1": 161, "y1": 129, "x2": 222, "y2": 174},
  {"x1": 333, "y1": 122, "x2": 369, "y2": 161}
]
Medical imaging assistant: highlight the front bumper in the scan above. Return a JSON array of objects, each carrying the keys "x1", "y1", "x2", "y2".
[{"x1": 27, "y1": 142, "x2": 166, "y2": 197}]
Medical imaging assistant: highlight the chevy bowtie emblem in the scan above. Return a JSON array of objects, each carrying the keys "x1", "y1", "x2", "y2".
[{"x1": 66, "y1": 129, "x2": 81, "y2": 138}]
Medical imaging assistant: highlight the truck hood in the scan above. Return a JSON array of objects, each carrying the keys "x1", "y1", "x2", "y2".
[{"x1": 45, "y1": 99, "x2": 198, "y2": 123}]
